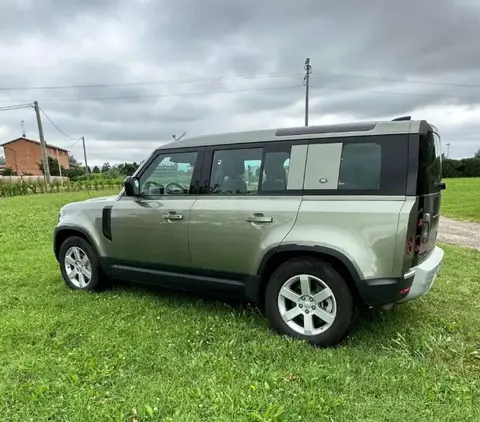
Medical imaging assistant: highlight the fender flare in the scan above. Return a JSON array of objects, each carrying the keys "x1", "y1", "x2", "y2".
[
  {"x1": 245, "y1": 244, "x2": 363, "y2": 303},
  {"x1": 53, "y1": 225, "x2": 100, "y2": 261},
  {"x1": 257, "y1": 244, "x2": 362, "y2": 281}
]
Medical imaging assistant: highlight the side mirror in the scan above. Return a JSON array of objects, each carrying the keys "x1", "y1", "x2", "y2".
[{"x1": 124, "y1": 176, "x2": 139, "y2": 196}]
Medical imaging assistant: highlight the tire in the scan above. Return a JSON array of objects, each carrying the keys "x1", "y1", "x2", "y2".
[
  {"x1": 265, "y1": 257, "x2": 354, "y2": 347},
  {"x1": 59, "y1": 236, "x2": 104, "y2": 292}
]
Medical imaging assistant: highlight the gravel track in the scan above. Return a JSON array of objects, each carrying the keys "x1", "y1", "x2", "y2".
[{"x1": 438, "y1": 216, "x2": 480, "y2": 249}]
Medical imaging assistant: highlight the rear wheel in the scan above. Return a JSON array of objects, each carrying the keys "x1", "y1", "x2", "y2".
[
  {"x1": 59, "y1": 236, "x2": 103, "y2": 291},
  {"x1": 265, "y1": 257, "x2": 354, "y2": 347}
]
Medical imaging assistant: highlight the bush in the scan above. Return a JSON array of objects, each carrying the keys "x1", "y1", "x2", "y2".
[
  {"x1": 0, "y1": 178, "x2": 117, "y2": 198},
  {"x1": 442, "y1": 158, "x2": 480, "y2": 178}
]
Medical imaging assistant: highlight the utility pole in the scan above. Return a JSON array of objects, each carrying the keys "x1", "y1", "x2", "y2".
[
  {"x1": 304, "y1": 58, "x2": 312, "y2": 127},
  {"x1": 34, "y1": 101, "x2": 51, "y2": 184},
  {"x1": 56, "y1": 148, "x2": 62, "y2": 178},
  {"x1": 82, "y1": 136, "x2": 90, "y2": 186}
]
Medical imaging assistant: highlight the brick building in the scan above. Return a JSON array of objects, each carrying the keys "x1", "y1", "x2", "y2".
[{"x1": 1, "y1": 137, "x2": 70, "y2": 176}]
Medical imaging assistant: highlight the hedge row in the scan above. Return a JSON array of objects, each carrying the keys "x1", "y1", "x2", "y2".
[
  {"x1": 0, "y1": 178, "x2": 123, "y2": 198},
  {"x1": 442, "y1": 158, "x2": 480, "y2": 178}
]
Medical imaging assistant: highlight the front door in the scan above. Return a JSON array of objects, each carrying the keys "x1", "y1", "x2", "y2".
[{"x1": 110, "y1": 148, "x2": 202, "y2": 271}]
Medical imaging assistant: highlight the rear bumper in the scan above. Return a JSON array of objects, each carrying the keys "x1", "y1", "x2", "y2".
[
  {"x1": 396, "y1": 246, "x2": 444, "y2": 303},
  {"x1": 356, "y1": 246, "x2": 444, "y2": 307}
]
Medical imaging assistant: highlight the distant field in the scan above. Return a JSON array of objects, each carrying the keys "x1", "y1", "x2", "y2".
[
  {"x1": 441, "y1": 178, "x2": 480, "y2": 222},
  {"x1": 0, "y1": 191, "x2": 479, "y2": 421}
]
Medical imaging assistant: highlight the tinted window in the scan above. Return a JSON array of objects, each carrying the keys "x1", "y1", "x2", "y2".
[
  {"x1": 339, "y1": 143, "x2": 381, "y2": 190},
  {"x1": 304, "y1": 135, "x2": 409, "y2": 195},
  {"x1": 210, "y1": 148, "x2": 262, "y2": 195},
  {"x1": 417, "y1": 131, "x2": 442, "y2": 194},
  {"x1": 140, "y1": 151, "x2": 198, "y2": 195},
  {"x1": 261, "y1": 148, "x2": 291, "y2": 192}
]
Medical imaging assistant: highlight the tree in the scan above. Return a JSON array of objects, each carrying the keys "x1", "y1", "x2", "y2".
[
  {"x1": 38, "y1": 156, "x2": 65, "y2": 177},
  {"x1": 118, "y1": 162, "x2": 139, "y2": 176},
  {"x1": 69, "y1": 154, "x2": 82, "y2": 167},
  {"x1": 0, "y1": 156, "x2": 5, "y2": 165},
  {"x1": 92, "y1": 165, "x2": 101, "y2": 173},
  {"x1": 475, "y1": 148, "x2": 480, "y2": 158},
  {"x1": 64, "y1": 167, "x2": 85, "y2": 181},
  {"x1": 101, "y1": 162, "x2": 111, "y2": 173}
]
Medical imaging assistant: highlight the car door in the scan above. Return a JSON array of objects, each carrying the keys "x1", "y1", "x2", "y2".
[
  {"x1": 109, "y1": 147, "x2": 203, "y2": 273},
  {"x1": 189, "y1": 141, "x2": 306, "y2": 278}
]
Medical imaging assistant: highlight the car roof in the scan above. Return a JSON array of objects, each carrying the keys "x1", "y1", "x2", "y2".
[{"x1": 156, "y1": 119, "x2": 431, "y2": 151}]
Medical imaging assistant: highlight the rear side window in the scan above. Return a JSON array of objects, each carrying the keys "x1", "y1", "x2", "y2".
[
  {"x1": 205, "y1": 142, "x2": 299, "y2": 195},
  {"x1": 209, "y1": 148, "x2": 262, "y2": 195},
  {"x1": 339, "y1": 143, "x2": 381, "y2": 190},
  {"x1": 417, "y1": 131, "x2": 442, "y2": 195},
  {"x1": 304, "y1": 134, "x2": 409, "y2": 195},
  {"x1": 261, "y1": 147, "x2": 291, "y2": 192}
]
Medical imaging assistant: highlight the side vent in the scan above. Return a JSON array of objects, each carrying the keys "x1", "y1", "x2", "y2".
[{"x1": 102, "y1": 206, "x2": 113, "y2": 241}]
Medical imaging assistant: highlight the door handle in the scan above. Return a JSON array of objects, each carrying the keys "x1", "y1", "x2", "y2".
[
  {"x1": 162, "y1": 212, "x2": 183, "y2": 221},
  {"x1": 246, "y1": 213, "x2": 273, "y2": 223},
  {"x1": 421, "y1": 212, "x2": 431, "y2": 243}
]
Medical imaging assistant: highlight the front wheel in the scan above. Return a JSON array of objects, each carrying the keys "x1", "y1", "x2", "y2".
[
  {"x1": 265, "y1": 257, "x2": 354, "y2": 347},
  {"x1": 59, "y1": 236, "x2": 104, "y2": 291}
]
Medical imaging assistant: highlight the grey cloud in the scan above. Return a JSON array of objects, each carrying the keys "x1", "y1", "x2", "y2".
[
  {"x1": 1, "y1": 0, "x2": 480, "y2": 162},
  {"x1": 0, "y1": 0, "x2": 121, "y2": 40}
]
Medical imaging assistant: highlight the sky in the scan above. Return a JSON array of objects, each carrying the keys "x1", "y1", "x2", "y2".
[{"x1": 1, "y1": 0, "x2": 480, "y2": 166}]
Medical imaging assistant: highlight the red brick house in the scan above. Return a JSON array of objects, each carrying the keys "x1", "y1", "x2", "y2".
[{"x1": 1, "y1": 137, "x2": 70, "y2": 175}]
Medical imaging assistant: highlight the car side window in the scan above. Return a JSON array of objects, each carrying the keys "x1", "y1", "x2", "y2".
[
  {"x1": 209, "y1": 148, "x2": 262, "y2": 195},
  {"x1": 260, "y1": 149, "x2": 291, "y2": 192},
  {"x1": 339, "y1": 143, "x2": 381, "y2": 190},
  {"x1": 139, "y1": 151, "x2": 198, "y2": 195}
]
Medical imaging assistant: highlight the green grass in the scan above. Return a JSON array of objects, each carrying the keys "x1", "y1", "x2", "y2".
[
  {"x1": 442, "y1": 178, "x2": 480, "y2": 222},
  {"x1": 0, "y1": 192, "x2": 479, "y2": 421}
]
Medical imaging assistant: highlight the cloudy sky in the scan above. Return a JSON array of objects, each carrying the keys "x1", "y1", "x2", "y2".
[{"x1": 1, "y1": 0, "x2": 480, "y2": 165}]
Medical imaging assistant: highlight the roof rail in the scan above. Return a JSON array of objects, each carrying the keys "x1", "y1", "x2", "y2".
[
  {"x1": 275, "y1": 122, "x2": 376, "y2": 137},
  {"x1": 392, "y1": 116, "x2": 411, "y2": 121}
]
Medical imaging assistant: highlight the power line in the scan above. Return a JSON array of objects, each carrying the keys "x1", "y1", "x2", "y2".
[
  {"x1": 39, "y1": 107, "x2": 80, "y2": 141},
  {"x1": 1, "y1": 69, "x2": 479, "y2": 92},
  {"x1": 311, "y1": 83, "x2": 480, "y2": 100},
  {"x1": 0, "y1": 83, "x2": 304, "y2": 103},
  {"x1": 66, "y1": 138, "x2": 83, "y2": 149},
  {"x1": 2, "y1": 81, "x2": 479, "y2": 105},
  {"x1": 315, "y1": 70, "x2": 480, "y2": 89},
  {"x1": 0, "y1": 103, "x2": 33, "y2": 111},
  {"x1": 1, "y1": 80, "x2": 479, "y2": 107},
  {"x1": 0, "y1": 71, "x2": 302, "y2": 92}
]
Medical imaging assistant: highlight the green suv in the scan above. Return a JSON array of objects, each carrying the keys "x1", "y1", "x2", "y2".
[{"x1": 54, "y1": 117, "x2": 445, "y2": 346}]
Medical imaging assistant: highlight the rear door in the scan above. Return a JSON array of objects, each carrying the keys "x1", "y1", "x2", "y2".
[
  {"x1": 413, "y1": 128, "x2": 443, "y2": 264},
  {"x1": 189, "y1": 141, "x2": 306, "y2": 278}
]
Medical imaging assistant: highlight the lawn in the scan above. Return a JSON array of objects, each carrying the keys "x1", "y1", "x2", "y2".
[
  {"x1": 442, "y1": 178, "x2": 480, "y2": 222},
  {"x1": 0, "y1": 191, "x2": 479, "y2": 421}
]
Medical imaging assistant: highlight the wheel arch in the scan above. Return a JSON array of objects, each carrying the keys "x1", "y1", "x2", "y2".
[
  {"x1": 54, "y1": 226, "x2": 99, "y2": 261},
  {"x1": 251, "y1": 245, "x2": 363, "y2": 305}
]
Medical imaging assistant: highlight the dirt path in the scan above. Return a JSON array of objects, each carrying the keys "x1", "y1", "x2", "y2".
[{"x1": 438, "y1": 216, "x2": 480, "y2": 249}]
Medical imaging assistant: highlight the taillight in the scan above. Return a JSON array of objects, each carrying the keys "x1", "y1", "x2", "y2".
[
  {"x1": 406, "y1": 214, "x2": 424, "y2": 256},
  {"x1": 406, "y1": 236, "x2": 413, "y2": 254},
  {"x1": 414, "y1": 235, "x2": 421, "y2": 253}
]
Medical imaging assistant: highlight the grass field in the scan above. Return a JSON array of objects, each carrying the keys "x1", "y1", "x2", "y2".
[
  {"x1": 0, "y1": 191, "x2": 479, "y2": 421},
  {"x1": 442, "y1": 178, "x2": 480, "y2": 222}
]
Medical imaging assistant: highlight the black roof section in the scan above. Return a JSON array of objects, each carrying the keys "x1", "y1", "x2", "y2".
[{"x1": 275, "y1": 122, "x2": 377, "y2": 137}]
